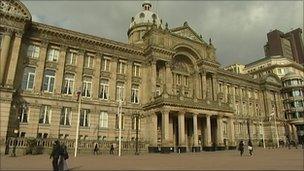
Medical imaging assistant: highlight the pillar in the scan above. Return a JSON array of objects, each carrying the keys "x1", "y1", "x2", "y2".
[
  {"x1": 109, "y1": 57, "x2": 117, "y2": 101},
  {"x1": 54, "y1": 45, "x2": 67, "y2": 95},
  {"x1": 201, "y1": 72, "x2": 207, "y2": 99},
  {"x1": 178, "y1": 111, "x2": 185, "y2": 146},
  {"x1": 165, "y1": 61, "x2": 172, "y2": 94},
  {"x1": 74, "y1": 50, "x2": 85, "y2": 94},
  {"x1": 193, "y1": 114, "x2": 198, "y2": 146},
  {"x1": 50, "y1": 106, "x2": 61, "y2": 138},
  {"x1": 5, "y1": 32, "x2": 23, "y2": 87},
  {"x1": 161, "y1": 110, "x2": 169, "y2": 145},
  {"x1": 150, "y1": 113, "x2": 158, "y2": 146},
  {"x1": 228, "y1": 117, "x2": 235, "y2": 146},
  {"x1": 217, "y1": 116, "x2": 223, "y2": 146},
  {"x1": 212, "y1": 74, "x2": 218, "y2": 101},
  {"x1": 0, "y1": 30, "x2": 12, "y2": 85},
  {"x1": 150, "y1": 60, "x2": 157, "y2": 99},
  {"x1": 34, "y1": 41, "x2": 48, "y2": 92},
  {"x1": 125, "y1": 60, "x2": 133, "y2": 103},
  {"x1": 92, "y1": 53, "x2": 101, "y2": 99},
  {"x1": 204, "y1": 115, "x2": 212, "y2": 146}
]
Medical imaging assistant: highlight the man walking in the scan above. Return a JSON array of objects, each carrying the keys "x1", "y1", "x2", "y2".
[
  {"x1": 50, "y1": 140, "x2": 60, "y2": 171},
  {"x1": 238, "y1": 140, "x2": 244, "y2": 156}
]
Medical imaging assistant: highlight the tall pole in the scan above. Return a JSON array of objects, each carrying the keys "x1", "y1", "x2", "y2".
[
  {"x1": 74, "y1": 90, "x2": 81, "y2": 157},
  {"x1": 118, "y1": 100, "x2": 122, "y2": 157}
]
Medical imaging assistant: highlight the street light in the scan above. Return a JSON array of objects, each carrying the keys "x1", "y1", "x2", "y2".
[
  {"x1": 118, "y1": 100, "x2": 123, "y2": 157},
  {"x1": 132, "y1": 112, "x2": 144, "y2": 155},
  {"x1": 74, "y1": 89, "x2": 82, "y2": 157}
]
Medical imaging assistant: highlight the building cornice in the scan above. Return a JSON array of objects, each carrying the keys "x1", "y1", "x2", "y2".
[{"x1": 30, "y1": 22, "x2": 145, "y2": 56}]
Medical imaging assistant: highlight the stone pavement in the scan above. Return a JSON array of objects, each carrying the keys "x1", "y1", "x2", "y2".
[{"x1": 1, "y1": 147, "x2": 303, "y2": 170}]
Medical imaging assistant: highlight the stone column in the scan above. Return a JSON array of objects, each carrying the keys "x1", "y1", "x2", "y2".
[
  {"x1": 109, "y1": 57, "x2": 117, "y2": 101},
  {"x1": 292, "y1": 125, "x2": 298, "y2": 143},
  {"x1": 161, "y1": 110, "x2": 170, "y2": 145},
  {"x1": 194, "y1": 72, "x2": 201, "y2": 99},
  {"x1": 165, "y1": 61, "x2": 172, "y2": 94},
  {"x1": 150, "y1": 113, "x2": 158, "y2": 146},
  {"x1": 0, "y1": 30, "x2": 12, "y2": 85},
  {"x1": 92, "y1": 53, "x2": 101, "y2": 99},
  {"x1": 125, "y1": 60, "x2": 133, "y2": 104},
  {"x1": 217, "y1": 115, "x2": 224, "y2": 146},
  {"x1": 178, "y1": 111, "x2": 185, "y2": 146},
  {"x1": 34, "y1": 41, "x2": 48, "y2": 93},
  {"x1": 212, "y1": 74, "x2": 218, "y2": 101},
  {"x1": 204, "y1": 115, "x2": 212, "y2": 146},
  {"x1": 150, "y1": 60, "x2": 157, "y2": 99},
  {"x1": 201, "y1": 72, "x2": 207, "y2": 99},
  {"x1": 50, "y1": 106, "x2": 61, "y2": 138},
  {"x1": 228, "y1": 117, "x2": 235, "y2": 146},
  {"x1": 193, "y1": 114, "x2": 198, "y2": 146},
  {"x1": 5, "y1": 32, "x2": 23, "y2": 87},
  {"x1": 74, "y1": 50, "x2": 85, "y2": 93},
  {"x1": 54, "y1": 45, "x2": 67, "y2": 95}
]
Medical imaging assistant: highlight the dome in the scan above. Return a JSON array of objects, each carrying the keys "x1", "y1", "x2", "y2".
[
  {"x1": 282, "y1": 72, "x2": 304, "y2": 81},
  {"x1": 129, "y1": 1, "x2": 163, "y2": 29}
]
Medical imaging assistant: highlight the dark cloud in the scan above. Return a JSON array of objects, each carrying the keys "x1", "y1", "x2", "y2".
[{"x1": 22, "y1": 0, "x2": 303, "y2": 67}]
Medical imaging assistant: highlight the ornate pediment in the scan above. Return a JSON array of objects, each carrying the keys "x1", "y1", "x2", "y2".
[
  {"x1": 170, "y1": 23, "x2": 205, "y2": 43},
  {"x1": 0, "y1": 0, "x2": 31, "y2": 20}
]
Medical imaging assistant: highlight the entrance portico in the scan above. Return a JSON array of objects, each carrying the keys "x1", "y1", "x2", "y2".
[{"x1": 147, "y1": 107, "x2": 235, "y2": 153}]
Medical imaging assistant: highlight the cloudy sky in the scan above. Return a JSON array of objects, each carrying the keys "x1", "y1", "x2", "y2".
[{"x1": 22, "y1": 0, "x2": 303, "y2": 67}]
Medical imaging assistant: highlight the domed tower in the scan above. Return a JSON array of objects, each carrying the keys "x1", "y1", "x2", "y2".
[{"x1": 128, "y1": 1, "x2": 163, "y2": 44}]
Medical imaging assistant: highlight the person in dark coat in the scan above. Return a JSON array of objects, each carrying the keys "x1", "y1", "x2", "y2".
[
  {"x1": 248, "y1": 140, "x2": 253, "y2": 156},
  {"x1": 50, "y1": 140, "x2": 60, "y2": 171},
  {"x1": 110, "y1": 144, "x2": 114, "y2": 155},
  {"x1": 238, "y1": 140, "x2": 244, "y2": 156},
  {"x1": 58, "y1": 142, "x2": 69, "y2": 171},
  {"x1": 93, "y1": 143, "x2": 99, "y2": 155}
]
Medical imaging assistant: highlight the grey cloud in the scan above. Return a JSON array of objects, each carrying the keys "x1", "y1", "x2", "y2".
[{"x1": 22, "y1": 0, "x2": 303, "y2": 67}]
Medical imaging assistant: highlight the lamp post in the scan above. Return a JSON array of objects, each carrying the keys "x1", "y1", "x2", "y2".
[
  {"x1": 132, "y1": 112, "x2": 144, "y2": 155},
  {"x1": 74, "y1": 89, "x2": 82, "y2": 157},
  {"x1": 260, "y1": 116, "x2": 266, "y2": 148},
  {"x1": 118, "y1": 100, "x2": 123, "y2": 157}
]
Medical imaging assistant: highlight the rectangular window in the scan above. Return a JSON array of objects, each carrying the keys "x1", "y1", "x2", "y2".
[
  {"x1": 99, "y1": 111, "x2": 108, "y2": 128},
  {"x1": 62, "y1": 73, "x2": 75, "y2": 95},
  {"x1": 21, "y1": 67, "x2": 35, "y2": 90},
  {"x1": 118, "y1": 61, "x2": 126, "y2": 74},
  {"x1": 116, "y1": 82, "x2": 124, "y2": 101},
  {"x1": 84, "y1": 55, "x2": 94, "y2": 68},
  {"x1": 43, "y1": 70, "x2": 55, "y2": 92},
  {"x1": 19, "y1": 106, "x2": 28, "y2": 123},
  {"x1": 80, "y1": 109, "x2": 90, "y2": 127},
  {"x1": 60, "y1": 107, "x2": 71, "y2": 126},
  {"x1": 47, "y1": 48, "x2": 59, "y2": 62},
  {"x1": 131, "y1": 84, "x2": 139, "y2": 104},
  {"x1": 82, "y1": 77, "x2": 92, "y2": 98},
  {"x1": 39, "y1": 105, "x2": 51, "y2": 124},
  {"x1": 66, "y1": 51, "x2": 77, "y2": 65},
  {"x1": 101, "y1": 57, "x2": 110, "y2": 71},
  {"x1": 99, "y1": 79, "x2": 109, "y2": 100},
  {"x1": 27, "y1": 44, "x2": 40, "y2": 58},
  {"x1": 132, "y1": 64, "x2": 140, "y2": 77}
]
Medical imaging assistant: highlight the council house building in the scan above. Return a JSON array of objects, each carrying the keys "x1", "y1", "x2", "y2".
[{"x1": 0, "y1": 0, "x2": 292, "y2": 154}]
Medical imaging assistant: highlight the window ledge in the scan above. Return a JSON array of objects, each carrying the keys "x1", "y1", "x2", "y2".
[{"x1": 38, "y1": 124, "x2": 51, "y2": 127}]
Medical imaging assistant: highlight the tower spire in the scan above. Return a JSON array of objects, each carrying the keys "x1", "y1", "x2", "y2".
[{"x1": 142, "y1": 1, "x2": 152, "y2": 11}]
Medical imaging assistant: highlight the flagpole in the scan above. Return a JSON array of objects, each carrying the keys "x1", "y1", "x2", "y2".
[{"x1": 74, "y1": 90, "x2": 81, "y2": 157}]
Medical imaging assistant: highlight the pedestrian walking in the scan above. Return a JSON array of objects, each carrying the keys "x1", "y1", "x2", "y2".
[
  {"x1": 50, "y1": 140, "x2": 61, "y2": 171},
  {"x1": 110, "y1": 143, "x2": 114, "y2": 155},
  {"x1": 248, "y1": 140, "x2": 253, "y2": 156},
  {"x1": 93, "y1": 142, "x2": 99, "y2": 155},
  {"x1": 238, "y1": 140, "x2": 244, "y2": 156},
  {"x1": 58, "y1": 142, "x2": 69, "y2": 171}
]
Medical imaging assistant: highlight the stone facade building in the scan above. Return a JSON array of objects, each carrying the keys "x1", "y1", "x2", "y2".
[{"x1": 0, "y1": 0, "x2": 289, "y2": 153}]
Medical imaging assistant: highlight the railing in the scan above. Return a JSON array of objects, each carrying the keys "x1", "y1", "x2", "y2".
[{"x1": 5, "y1": 137, "x2": 149, "y2": 156}]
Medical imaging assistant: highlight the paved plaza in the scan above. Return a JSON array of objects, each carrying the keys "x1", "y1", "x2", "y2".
[{"x1": 1, "y1": 148, "x2": 303, "y2": 170}]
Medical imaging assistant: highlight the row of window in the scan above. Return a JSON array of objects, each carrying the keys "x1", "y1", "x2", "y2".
[
  {"x1": 283, "y1": 79, "x2": 304, "y2": 87},
  {"x1": 235, "y1": 102, "x2": 260, "y2": 116},
  {"x1": 26, "y1": 44, "x2": 141, "y2": 76},
  {"x1": 22, "y1": 67, "x2": 140, "y2": 103},
  {"x1": 20, "y1": 106, "x2": 141, "y2": 130},
  {"x1": 283, "y1": 90, "x2": 304, "y2": 98}
]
